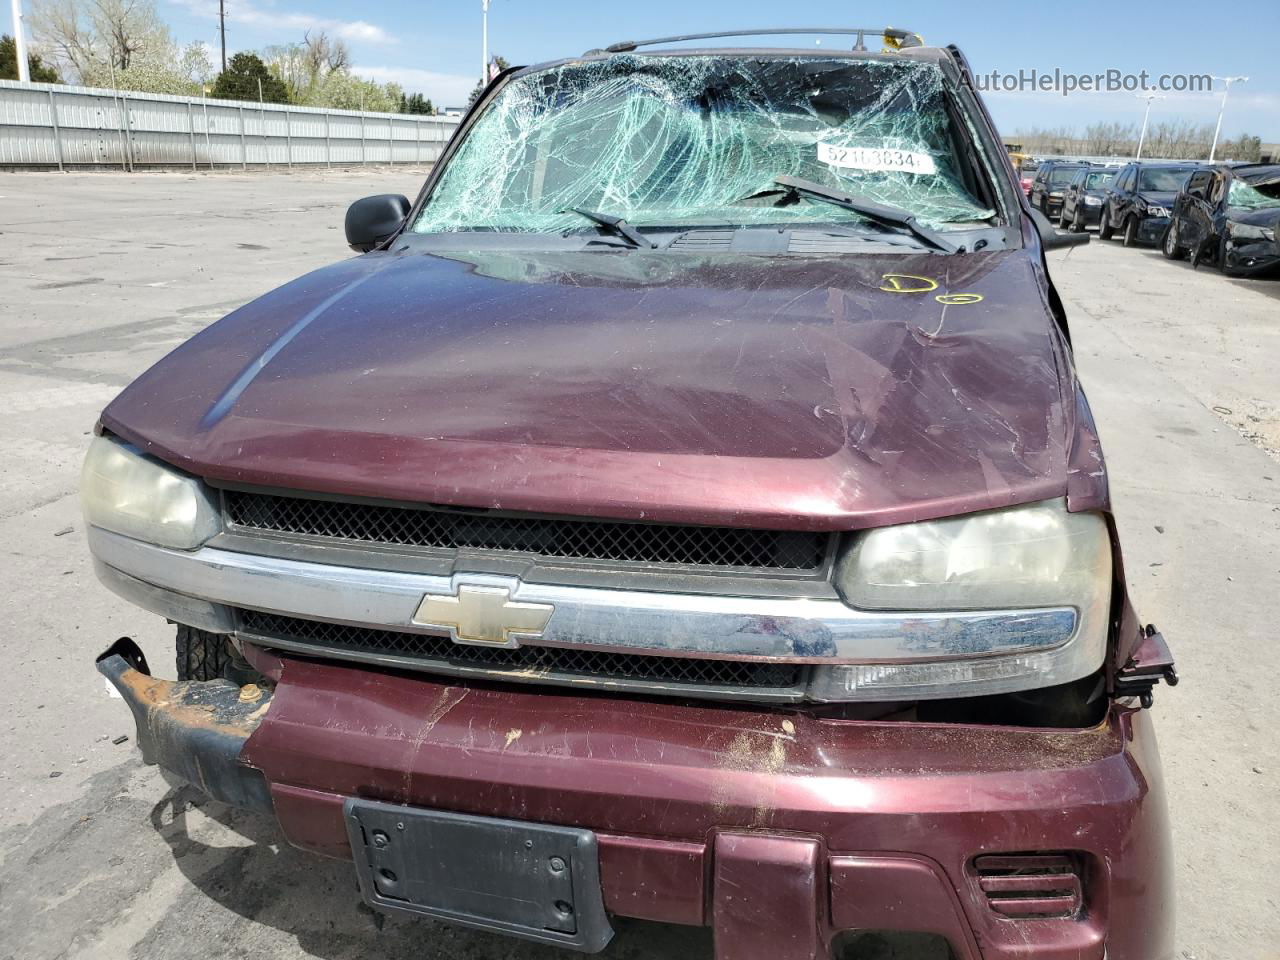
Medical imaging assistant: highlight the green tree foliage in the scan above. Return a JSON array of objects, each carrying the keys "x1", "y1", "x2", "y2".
[
  {"x1": 1, "y1": 33, "x2": 60, "y2": 81},
  {"x1": 211, "y1": 52, "x2": 288, "y2": 103},
  {"x1": 400, "y1": 92, "x2": 434, "y2": 114}
]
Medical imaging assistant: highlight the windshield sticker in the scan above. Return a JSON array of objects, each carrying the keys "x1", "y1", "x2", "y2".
[
  {"x1": 879, "y1": 273, "x2": 938, "y2": 293},
  {"x1": 819, "y1": 143, "x2": 938, "y2": 176}
]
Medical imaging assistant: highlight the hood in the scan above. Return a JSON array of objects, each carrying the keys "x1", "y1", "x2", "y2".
[
  {"x1": 1227, "y1": 205, "x2": 1280, "y2": 228},
  {"x1": 1138, "y1": 191, "x2": 1178, "y2": 206},
  {"x1": 101, "y1": 247, "x2": 1081, "y2": 530}
]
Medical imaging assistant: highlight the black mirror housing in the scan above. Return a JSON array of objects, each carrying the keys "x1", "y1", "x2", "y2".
[
  {"x1": 345, "y1": 194, "x2": 411, "y2": 252},
  {"x1": 1028, "y1": 208, "x2": 1089, "y2": 250}
]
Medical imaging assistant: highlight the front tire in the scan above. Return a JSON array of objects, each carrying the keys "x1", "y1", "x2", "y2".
[
  {"x1": 176, "y1": 624, "x2": 233, "y2": 681},
  {"x1": 1098, "y1": 207, "x2": 1115, "y2": 240},
  {"x1": 1070, "y1": 206, "x2": 1085, "y2": 233},
  {"x1": 1122, "y1": 216, "x2": 1139, "y2": 248},
  {"x1": 1161, "y1": 221, "x2": 1186, "y2": 260}
]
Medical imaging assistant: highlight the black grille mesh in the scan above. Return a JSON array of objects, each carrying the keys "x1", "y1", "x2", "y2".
[
  {"x1": 240, "y1": 610, "x2": 802, "y2": 690},
  {"x1": 224, "y1": 491, "x2": 826, "y2": 570}
]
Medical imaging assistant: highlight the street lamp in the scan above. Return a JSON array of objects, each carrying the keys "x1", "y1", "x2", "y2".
[
  {"x1": 1208, "y1": 75, "x2": 1248, "y2": 163},
  {"x1": 1135, "y1": 93, "x2": 1164, "y2": 161},
  {"x1": 9, "y1": 0, "x2": 30, "y2": 83},
  {"x1": 481, "y1": 0, "x2": 490, "y2": 86}
]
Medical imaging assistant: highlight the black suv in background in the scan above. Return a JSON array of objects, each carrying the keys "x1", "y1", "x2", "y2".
[
  {"x1": 1029, "y1": 161, "x2": 1091, "y2": 219},
  {"x1": 1059, "y1": 167, "x2": 1116, "y2": 231},
  {"x1": 1164, "y1": 163, "x2": 1280, "y2": 275},
  {"x1": 1099, "y1": 161, "x2": 1200, "y2": 246}
]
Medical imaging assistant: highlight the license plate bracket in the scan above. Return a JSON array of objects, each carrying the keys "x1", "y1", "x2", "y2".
[{"x1": 345, "y1": 798, "x2": 613, "y2": 952}]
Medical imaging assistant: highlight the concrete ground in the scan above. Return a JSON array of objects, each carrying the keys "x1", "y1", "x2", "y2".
[{"x1": 1, "y1": 170, "x2": 1277, "y2": 960}]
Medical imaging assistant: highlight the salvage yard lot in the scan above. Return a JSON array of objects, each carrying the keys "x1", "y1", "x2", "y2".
[{"x1": 1, "y1": 171, "x2": 1277, "y2": 960}]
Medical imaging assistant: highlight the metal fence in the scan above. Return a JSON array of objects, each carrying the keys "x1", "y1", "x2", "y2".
[{"x1": 0, "y1": 79, "x2": 461, "y2": 171}]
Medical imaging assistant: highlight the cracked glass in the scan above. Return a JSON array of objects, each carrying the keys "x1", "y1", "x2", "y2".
[{"x1": 412, "y1": 54, "x2": 994, "y2": 235}]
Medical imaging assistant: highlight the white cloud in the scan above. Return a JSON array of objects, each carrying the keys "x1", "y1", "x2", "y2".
[
  {"x1": 169, "y1": 0, "x2": 395, "y2": 45},
  {"x1": 352, "y1": 66, "x2": 477, "y2": 107}
]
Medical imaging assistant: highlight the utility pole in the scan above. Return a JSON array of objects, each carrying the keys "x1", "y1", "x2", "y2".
[
  {"x1": 9, "y1": 0, "x2": 31, "y2": 82},
  {"x1": 1134, "y1": 93, "x2": 1164, "y2": 161},
  {"x1": 481, "y1": 0, "x2": 490, "y2": 86},
  {"x1": 219, "y1": 0, "x2": 227, "y2": 73},
  {"x1": 1208, "y1": 76, "x2": 1248, "y2": 162}
]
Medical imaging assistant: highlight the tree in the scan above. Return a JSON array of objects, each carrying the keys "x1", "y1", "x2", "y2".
[
  {"x1": 262, "y1": 31, "x2": 350, "y2": 104},
  {"x1": 29, "y1": 0, "x2": 172, "y2": 79},
  {"x1": 466, "y1": 55, "x2": 508, "y2": 106},
  {"x1": 1, "y1": 33, "x2": 60, "y2": 81},
  {"x1": 211, "y1": 51, "x2": 288, "y2": 103},
  {"x1": 400, "y1": 92, "x2": 433, "y2": 115}
]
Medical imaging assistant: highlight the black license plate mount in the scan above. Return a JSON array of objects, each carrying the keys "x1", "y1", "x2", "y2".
[{"x1": 345, "y1": 798, "x2": 613, "y2": 952}]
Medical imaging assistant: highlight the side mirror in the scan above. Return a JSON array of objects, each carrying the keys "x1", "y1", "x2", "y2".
[
  {"x1": 345, "y1": 194, "x2": 411, "y2": 252},
  {"x1": 1029, "y1": 208, "x2": 1089, "y2": 250}
]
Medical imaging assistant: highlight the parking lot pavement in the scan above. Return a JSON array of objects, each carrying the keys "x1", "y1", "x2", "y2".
[{"x1": 1, "y1": 171, "x2": 1277, "y2": 960}]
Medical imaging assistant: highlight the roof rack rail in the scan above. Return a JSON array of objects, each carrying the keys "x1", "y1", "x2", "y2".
[{"x1": 599, "y1": 27, "x2": 922, "y2": 55}]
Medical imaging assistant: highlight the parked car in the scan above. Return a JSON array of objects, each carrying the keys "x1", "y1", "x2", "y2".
[
  {"x1": 1029, "y1": 160, "x2": 1091, "y2": 219},
  {"x1": 1163, "y1": 163, "x2": 1280, "y2": 276},
  {"x1": 1059, "y1": 167, "x2": 1116, "y2": 231},
  {"x1": 1098, "y1": 161, "x2": 1200, "y2": 246},
  {"x1": 84, "y1": 27, "x2": 1174, "y2": 960}
]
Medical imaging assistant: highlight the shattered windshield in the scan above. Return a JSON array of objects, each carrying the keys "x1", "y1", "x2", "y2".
[
  {"x1": 1228, "y1": 176, "x2": 1280, "y2": 210},
  {"x1": 1085, "y1": 172, "x2": 1113, "y2": 189},
  {"x1": 412, "y1": 55, "x2": 995, "y2": 236},
  {"x1": 1048, "y1": 167, "x2": 1082, "y2": 186}
]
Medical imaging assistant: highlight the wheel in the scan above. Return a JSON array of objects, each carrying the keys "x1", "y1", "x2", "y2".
[
  {"x1": 1161, "y1": 220, "x2": 1186, "y2": 260},
  {"x1": 175, "y1": 624, "x2": 233, "y2": 681},
  {"x1": 1098, "y1": 207, "x2": 1114, "y2": 240},
  {"x1": 1070, "y1": 206, "x2": 1085, "y2": 233},
  {"x1": 1057, "y1": 206, "x2": 1068, "y2": 228},
  {"x1": 1122, "y1": 216, "x2": 1139, "y2": 248}
]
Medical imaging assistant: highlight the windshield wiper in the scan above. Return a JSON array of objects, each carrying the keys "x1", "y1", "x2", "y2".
[
  {"x1": 560, "y1": 207, "x2": 655, "y2": 249},
  {"x1": 762, "y1": 176, "x2": 958, "y2": 253}
]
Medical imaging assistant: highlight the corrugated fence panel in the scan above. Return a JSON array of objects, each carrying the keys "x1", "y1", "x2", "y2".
[{"x1": 0, "y1": 79, "x2": 460, "y2": 169}]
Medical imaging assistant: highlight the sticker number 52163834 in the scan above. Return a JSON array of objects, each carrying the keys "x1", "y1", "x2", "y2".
[{"x1": 818, "y1": 143, "x2": 937, "y2": 176}]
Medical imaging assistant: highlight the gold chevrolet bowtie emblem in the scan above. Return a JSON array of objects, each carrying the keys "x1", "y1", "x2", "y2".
[{"x1": 412, "y1": 583, "x2": 554, "y2": 648}]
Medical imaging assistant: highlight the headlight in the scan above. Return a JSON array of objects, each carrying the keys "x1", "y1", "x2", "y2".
[
  {"x1": 1084, "y1": 195, "x2": 1102, "y2": 206},
  {"x1": 811, "y1": 499, "x2": 1112, "y2": 701},
  {"x1": 81, "y1": 435, "x2": 220, "y2": 549},
  {"x1": 1230, "y1": 223, "x2": 1275, "y2": 242},
  {"x1": 1146, "y1": 205, "x2": 1170, "y2": 218}
]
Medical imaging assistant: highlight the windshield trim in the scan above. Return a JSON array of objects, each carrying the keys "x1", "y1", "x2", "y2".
[{"x1": 400, "y1": 50, "x2": 1009, "y2": 248}]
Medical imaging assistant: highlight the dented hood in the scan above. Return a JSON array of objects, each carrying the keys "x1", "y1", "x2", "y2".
[{"x1": 101, "y1": 247, "x2": 1084, "y2": 530}]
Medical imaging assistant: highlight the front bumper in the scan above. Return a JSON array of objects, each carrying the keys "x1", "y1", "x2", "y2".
[
  {"x1": 100, "y1": 645, "x2": 1175, "y2": 960},
  {"x1": 1137, "y1": 215, "x2": 1170, "y2": 244},
  {"x1": 1223, "y1": 237, "x2": 1280, "y2": 276}
]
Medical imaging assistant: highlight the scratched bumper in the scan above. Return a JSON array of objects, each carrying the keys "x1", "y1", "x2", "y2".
[
  {"x1": 96, "y1": 637, "x2": 274, "y2": 813},
  {"x1": 234, "y1": 655, "x2": 1174, "y2": 960}
]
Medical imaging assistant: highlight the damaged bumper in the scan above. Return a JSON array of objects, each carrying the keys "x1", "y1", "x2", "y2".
[
  {"x1": 98, "y1": 645, "x2": 1175, "y2": 959},
  {"x1": 96, "y1": 637, "x2": 274, "y2": 813}
]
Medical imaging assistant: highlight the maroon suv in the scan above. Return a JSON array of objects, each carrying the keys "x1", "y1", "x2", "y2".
[{"x1": 85, "y1": 28, "x2": 1176, "y2": 960}]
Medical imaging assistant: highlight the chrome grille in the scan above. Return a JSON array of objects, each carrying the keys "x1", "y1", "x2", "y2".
[
  {"x1": 239, "y1": 610, "x2": 803, "y2": 691},
  {"x1": 224, "y1": 490, "x2": 828, "y2": 571}
]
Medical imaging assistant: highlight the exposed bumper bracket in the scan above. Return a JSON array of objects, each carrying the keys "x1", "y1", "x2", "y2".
[
  {"x1": 96, "y1": 636, "x2": 275, "y2": 813},
  {"x1": 1115, "y1": 625, "x2": 1177, "y2": 709}
]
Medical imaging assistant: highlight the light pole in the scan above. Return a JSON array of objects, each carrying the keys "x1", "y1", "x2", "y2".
[
  {"x1": 1135, "y1": 93, "x2": 1164, "y2": 160},
  {"x1": 481, "y1": 0, "x2": 490, "y2": 86},
  {"x1": 9, "y1": 0, "x2": 30, "y2": 82},
  {"x1": 1208, "y1": 75, "x2": 1248, "y2": 162}
]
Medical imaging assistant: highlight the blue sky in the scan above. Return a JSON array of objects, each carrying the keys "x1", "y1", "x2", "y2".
[{"x1": 152, "y1": 0, "x2": 1278, "y2": 137}]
